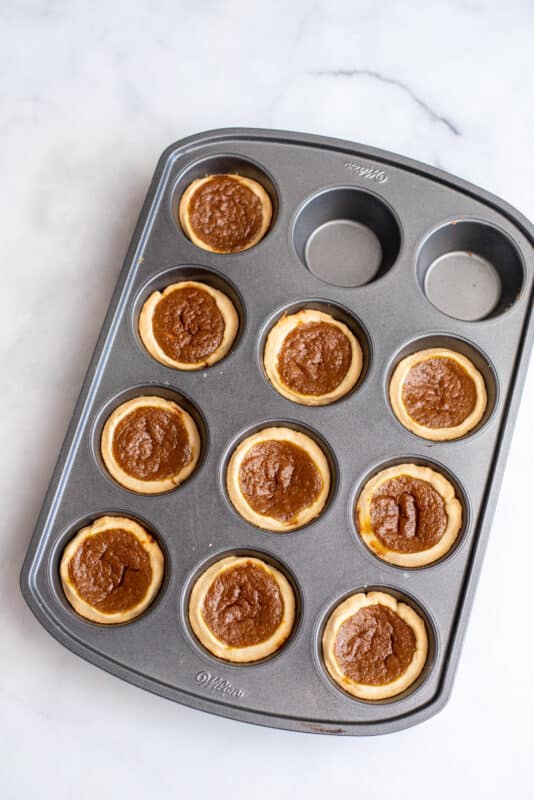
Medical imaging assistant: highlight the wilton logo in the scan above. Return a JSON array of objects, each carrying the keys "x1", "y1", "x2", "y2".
[
  {"x1": 195, "y1": 670, "x2": 245, "y2": 698},
  {"x1": 344, "y1": 160, "x2": 388, "y2": 183}
]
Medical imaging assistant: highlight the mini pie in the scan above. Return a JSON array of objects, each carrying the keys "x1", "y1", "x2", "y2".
[
  {"x1": 356, "y1": 463, "x2": 463, "y2": 567},
  {"x1": 188, "y1": 555, "x2": 295, "y2": 662},
  {"x1": 101, "y1": 396, "x2": 201, "y2": 494},
  {"x1": 60, "y1": 515, "x2": 164, "y2": 624},
  {"x1": 139, "y1": 280, "x2": 239, "y2": 370},
  {"x1": 389, "y1": 347, "x2": 487, "y2": 441},
  {"x1": 264, "y1": 309, "x2": 363, "y2": 405},
  {"x1": 179, "y1": 173, "x2": 273, "y2": 253},
  {"x1": 322, "y1": 590, "x2": 428, "y2": 700},
  {"x1": 226, "y1": 427, "x2": 330, "y2": 532}
]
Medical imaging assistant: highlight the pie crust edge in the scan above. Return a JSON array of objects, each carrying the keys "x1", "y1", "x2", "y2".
[
  {"x1": 226, "y1": 427, "x2": 331, "y2": 532},
  {"x1": 138, "y1": 280, "x2": 239, "y2": 370},
  {"x1": 60, "y1": 515, "x2": 164, "y2": 624},
  {"x1": 179, "y1": 174, "x2": 273, "y2": 254},
  {"x1": 100, "y1": 396, "x2": 201, "y2": 494},
  {"x1": 356, "y1": 463, "x2": 463, "y2": 568},
  {"x1": 389, "y1": 347, "x2": 488, "y2": 441},
  {"x1": 188, "y1": 555, "x2": 296, "y2": 662},
  {"x1": 322, "y1": 590, "x2": 428, "y2": 700},
  {"x1": 263, "y1": 309, "x2": 363, "y2": 406}
]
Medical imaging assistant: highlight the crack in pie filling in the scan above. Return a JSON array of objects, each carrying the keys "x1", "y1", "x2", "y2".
[
  {"x1": 322, "y1": 591, "x2": 428, "y2": 700},
  {"x1": 264, "y1": 309, "x2": 363, "y2": 405},
  {"x1": 226, "y1": 427, "x2": 331, "y2": 532},
  {"x1": 389, "y1": 347, "x2": 487, "y2": 441},
  {"x1": 139, "y1": 280, "x2": 239, "y2": 370},
  {"x1": 60, "y1": 516, "x2": 164, "y2": 624},
  {"x1": 179, "y1": 174, "x2": 272, "y2": 253},
  {"x1": 356, "y1": 463, "x2": 462, "y2": 567},
  {"x1": 101, "y1": 396, "x2": 201, "y2": 494},
  {"x1": 188, "y1": 556, "x2": 296, "y2": 662}
]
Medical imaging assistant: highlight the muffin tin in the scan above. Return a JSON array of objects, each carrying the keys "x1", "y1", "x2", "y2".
[{"x1": 20, "y1": 128, "x2": 534, "y2": 735}]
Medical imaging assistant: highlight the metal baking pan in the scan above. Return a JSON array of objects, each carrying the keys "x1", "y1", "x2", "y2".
[{"x1": 20, "y1": 128, "x2": 534, "y2": 735}]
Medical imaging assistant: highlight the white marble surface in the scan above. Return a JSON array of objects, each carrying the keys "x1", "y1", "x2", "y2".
[{"x1": 2, "y1": 1, "x2": 533, "y2": 797}]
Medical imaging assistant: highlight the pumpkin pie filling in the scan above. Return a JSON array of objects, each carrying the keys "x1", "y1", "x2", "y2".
[
  {"x1": 402, "y1": 356, "x2": 477, "y2": 428},
  {"x1": 334, "y1": 604, "x2": 416, "y2": 685},
  {"x1": 68, "y1": 528, "x2": 152, "y2": 614},
  {"x1": 179, "y1": 174, "x2": 272, "y2": 254},
  {"x1": 202, "y1": 561, "x2": 283, "y2": 648},
  {"x1": 278, "y1": 321, "x2": 352, "y2": 396},
  {"x1": 239, "y1": 440, "x2": 323, "y2": 523},
  {"x1": 188, "y1": 556, "x2": 296, "y2": 662},
  {"x1": 152, "y1": 285, "x2": 224, "y2": 363},
  {"x1": 112, "y1": 406, "x2": 191, "y2": 481},
  {"x1": 369, "y1": 476, "x2": 447, "y2": 554}
]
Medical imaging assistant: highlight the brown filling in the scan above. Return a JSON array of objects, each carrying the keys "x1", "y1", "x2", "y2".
[
  {"x1": 68, "y1": 529, "x2": 153, "y2": 613},
  {"x1": 277, "y1": 321, "x2": 353, "y2": 396},
  {"x1": 238, "y1": 439, "x2": 323, "y2": 523},
  {"x1": 202, "y1": 562, "x2": 284, "y2": 648},
  {"x1": 334, "y1": 604, "x2": 416, "y2": 685},
  {"x1": 368, "y1": 475, "x2": 447, "y2": 553},
  {"x1": 112, "y1": 406, "x2": 191, "y2": 481},
  {"x1": 187, "y1": 175, "x2": 264, "y2": 253},
  {"x1": 152, "y1": 286, "x2": 225, "y2": 364},
  {"x1": 402, "y1": 356, "x2": 477, "y2": 428}
]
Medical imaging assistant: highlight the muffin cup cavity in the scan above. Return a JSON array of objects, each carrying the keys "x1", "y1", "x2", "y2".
[
  {"x1": 171, "y1": 154, "x2": 279, "y2": 248},
  {"x1": 386, "y1": 334, "x2": 498, "y2": 441},
  {"x1": 181, "y1": 548, "x2": 303, "y2": 667},
  {"x1": 258, "y1": 299, "x2": 371, "y2": 404},
  {"x1": 132, "y1": 265, "x2": 245, "y2": 367},
  {"x1": 315, "y1": 587, "x2": 436, "y2": 704},
  {"x1": 51, "y1": 511, "x2": 169, "y2": 626},
  {"x1": 293, "y1": 187, "x2": 401, "y2": 287},
  {"x1": 92, "y1": 385, "x2": 208, "y2": 494},
  {"x1": 220, "y1": 420, "x2": 338, "y2": 533},
  {"x1": 417, "y1": 220, "x2": 524, "y2": 320},
  {"x1": 351, "y1": 455, "x2": 470, "y2": 570}
]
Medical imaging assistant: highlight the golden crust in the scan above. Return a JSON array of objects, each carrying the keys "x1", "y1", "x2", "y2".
[
  {"x1": 138, "y1": 280, "x2": 239, "y2": 370},
  {"x1": 263, "y1": 309, "x2": 363, "y2": 406},
  {"x1": 101, "y1": 396, "x2": 201, "y2": 494},
  {"x1": 226, "y1": 427, "x2": 330, "y2": 532},
  {"x1": 60, "y1": 515, "x2": 164, "y2": 625},
  {"x1": 322, "y1": 590, "x2": 428, "y2": 700},
  {"x1": 188, "y1": 556, "x2": 295, "y2": 663},
  {"x1": 389, "y1": 347, "x2": 487, "y2": 441},
  {"x1": 356, "y1": 463, "x2": 463, "y2": 567},
  {"x1": 179, "y1": 174, "x2": 272, "y2": 253}
]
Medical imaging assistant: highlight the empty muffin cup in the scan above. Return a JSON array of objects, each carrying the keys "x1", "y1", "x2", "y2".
[
  {"x1": 417, "y1": 220, "x2": 524, "y2": 320},
  {"x1": 293, "y1": 187, "x2": 401, "y2": 287}
]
